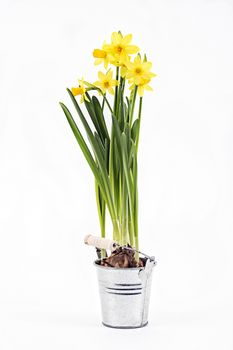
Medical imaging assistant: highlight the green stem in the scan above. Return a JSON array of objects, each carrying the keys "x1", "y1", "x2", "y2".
[
  {"x1": 109, "y1": 68, "x2": 120, "y2": 241},
  {"x1": 120, "y1": 170, "x2": 128, "y2": 246},
  {"x1": 101, "y1": 92, "x2": 113, "y2": 114},
  {"x1": 95, "y1": 180, "x2": 106, "y2": 258},
  {"x1": 134, "y1": 177, "x2": 139, "y2": 261},
  {"x1": 136, "y1": 97, "x2": 143, "y2": 153},
  {"x1": 101, "y1": 94, "x2": 105, "y2": 111},
  {"x1": 135, "y1": 236, "x2": 139, "y2": 262},
  {"x1": 128, "y1": 218, "x2": 135, "y2": 247},
  {"x1": 129, "y1": 86, "x2": 138, "y2": 127},
  {"x1": 113, "y1": 67, "x2": 119, "y2": 115},
  {"x1": 116, "y1": 77, "x2": 124, "y2": 118}
]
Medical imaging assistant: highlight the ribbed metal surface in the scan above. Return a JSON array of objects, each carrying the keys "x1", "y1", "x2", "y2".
[{"x1": 95, "y1": 259, "x2": 156, "y2": 328}]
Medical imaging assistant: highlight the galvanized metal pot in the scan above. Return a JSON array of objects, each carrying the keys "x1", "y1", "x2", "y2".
[{"x1": 94, "y1": 258, "x2": 156, "y2": 328}]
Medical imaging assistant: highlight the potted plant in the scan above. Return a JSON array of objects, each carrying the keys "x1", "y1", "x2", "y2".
[{"x1": 60, "y1": 31, "x2": 157, "y2": 328}]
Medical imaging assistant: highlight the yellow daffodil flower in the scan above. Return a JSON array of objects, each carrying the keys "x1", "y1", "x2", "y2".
[
  {"x1": 71, "y1": 79, "x2": 89, "y2": 103},
  {"x1": 93, "y1": 48, "x2": 111, "y2": 69},
  {"x1": 129, "y1": 78, "x2": 153, "y2": 97},
  {"x1": 94, "y1": 70, "x2": 118, "y2": 95},
  {"x1": 126, "y1": 55, "x2": 156, "y2": 85},
  {"x1": 103, "y1": 32, "x2": 139, "y2": 66}
]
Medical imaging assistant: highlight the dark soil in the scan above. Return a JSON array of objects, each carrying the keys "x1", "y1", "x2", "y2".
[{"x1": 100, "y1": 245, "x2": 145, "y2": 268}]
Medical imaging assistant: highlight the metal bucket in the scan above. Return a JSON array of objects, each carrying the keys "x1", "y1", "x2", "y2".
[{"x1": 94, "y1": 258, "x2": 156, "y2": 328}]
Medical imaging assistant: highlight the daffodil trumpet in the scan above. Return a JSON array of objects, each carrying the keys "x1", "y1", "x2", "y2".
[{"x1": 60, "y1": 31, "x2": 156, "y2": 262}]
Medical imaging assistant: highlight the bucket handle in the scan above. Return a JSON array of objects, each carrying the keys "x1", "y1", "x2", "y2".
[{"x1": 138, "y1": 259, "x2": 156, "y2": 282}]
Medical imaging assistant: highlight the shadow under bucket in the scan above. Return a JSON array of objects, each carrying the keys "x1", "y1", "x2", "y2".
[{"x1": 94, "y1": 258, "x2": 156, "y2": 328}]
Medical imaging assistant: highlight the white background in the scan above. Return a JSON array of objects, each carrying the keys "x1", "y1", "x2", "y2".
[{"x1": 0, "y1": 0, "x2": 233, "y2": 349}]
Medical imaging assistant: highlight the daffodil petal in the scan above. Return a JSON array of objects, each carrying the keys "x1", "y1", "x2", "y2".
[
  {"x1": 111, "y1": 32, "x2": 119, "y2": 45},
  {"x1": 122, "y1": 34, "x2": 132, "y2": 45},
  {"x1": 98, "y1": 71, "x2": 106, "y2": 80},
  {"x1": 143, "y1": 62, "x2": 152, "y2": 70},
  {"x1": 112, "y1": 79, "x2": 119, "y2": 86},
  {"x1": 106, "y1": 70, "x2": 113, "y2": 80},
  {"x1": 134, "y1": 55, "x2": 141, "y2": 64},
  {"x1": 108, "y1": 87, "x2": 114, "y2": 95},
  {"x1": 104, "y1": 60, "x2": 108, "y2": 69},
  {"x1": 93, "y1": 81, "x2": 101, "y2": 87},
  {"x1": 125, "y1": 45, "x2": 139, "y2": 54},
  {"x1": 144, "y1": 85, "x2": 153, "y2": 91},
  {"x1": 94, "y1": 58, "x2": 102, "y2": 66}
]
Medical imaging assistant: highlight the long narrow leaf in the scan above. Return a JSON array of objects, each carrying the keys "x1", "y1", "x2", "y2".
[
  {"x1": 67, "y1": 89, "x2": 118, "y2": 225},
  {"x1": 60, "y1": 103, "x2": 99, "y2": 181},
  {"x1": 92, "y1": 96, "x2": 109, "y2": 141},
  {"x1": 84, "y1": 93, "x2": 105, "y2": 143},
  {"x1": 131, "y1": 119, "x2": 139, "y2": 143}
]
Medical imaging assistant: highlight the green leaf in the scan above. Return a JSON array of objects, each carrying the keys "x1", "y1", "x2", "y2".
[
  {"x1": 66, "y1": 89, "x2": 117, "y2": 224},
  {"x1": 131, "y1": 119, "x2": 139, "y2": 143},
  {"x1": 104, "y1": 138, "x2": 109, "y2": 171},
  {"x1": 92, "y1": 96, "x2": 110, "y2": 141},
  {"x1": 121, "y1": 133, "x2": 135, "y2": 242},
  {"x1": 118, "y1": 99, "x2": 125, "y2": 131},
  {"x1": 124, "y1": 102, "x2": 129, "y2": 124},
  {"x1": 111, "y1": 114, "x2": 123, "y2": 160},
  {"x1": 84, "y1": 94, "x2": 105, "y2": 144},
  {"x1": 94, "y1": 132, "x2": 105, "y2": 156},
  {"x1": 125, "y1": 98, "x2": 130, "y2": 123},
  {"x1": 59, "y1": 102, "x2": 101, "y2": 186},
  {"x1": 124, "y1": 123, "x2": 131, "y2": 154},
  {"x1": 129, "y1": 139, "x2": 136, "y2": 169},
  {"x1": 132, "y1": 154, "x2": 138, "y2": 239}
]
